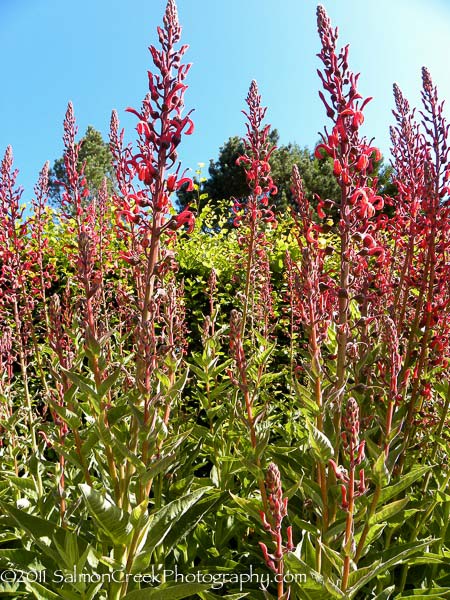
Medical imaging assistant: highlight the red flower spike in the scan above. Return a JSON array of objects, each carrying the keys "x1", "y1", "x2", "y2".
[
  {"x1": 259, "y1": 464, "x2": 294, "y2": 595},
  {"x1": 120, "y1": 0, "x2": 194, "y2": 223}
]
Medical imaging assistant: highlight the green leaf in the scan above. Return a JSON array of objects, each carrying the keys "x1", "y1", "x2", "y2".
[
  {"x1": 230, "y1": 493, "x2": 264, "y2": 525},
  {"x1": 61, "y1": 369, "x2": 98, "y2": 400},
  {"x1": 346, "y1": 539, "x2": 433, "y2": 598},
  {"x1": 168, "y1": 368, "x2": 190, "y2": 397},
  {"x1": 379, "y1": 465, "x2": 431, "y2": 504},
  {"x1": 7, "y1": 477, "x2": 36, "y2": 492},
  {"x1": 47, "y1": 401, "x2": 82, "y2": 430},
  {"x1": 123, "y1": 582, "x2": 210, "y2": 599},
  {"x1": 285, "y1": 552, "x2": 345, "y2": 599},
  {"x1": 372, "y1": 452, "x2": 389, "y2": 487},
  {"x1": 1, "y1": 503, "x2": 90, "y2": 566},
  {"x1": 162, "y1": 491, "x2": 225, "y2": 556},
  {"x1": 406, "y1": 552, "x2": 450, "y2": 566},
  {"x1": 372, "y1": 586, "x2": 395, "y2": 600},
  {"x1": 98, "y1": 367, "x2": 121, "y2": 398},
  {"x1": 435, "y1": 380, "x2": 449, "y2": 400},
  {"x1": 0, "y1": 585, "x2": 28, "y2": 597},
  {"x1": 24, "y1": 581, "x2": 61, "y2": 600},
  {"x1": 142, "y1": 487, "x2": 211, "y2": 554},
  {"x1": 85, "y1": 328, "x2": 101, "y2": 358},
  {"x1": 396, "y1": 587, "x2": 450, "y2": 599},
  {"x1": 354, "y1": 523, "x2": 385, "y2": 554},
  {"x1": 139, "y1": 453, "x2": 178, "y2": 486},
  {"x1": 307, "y1": 424, "x2": 334, "y2": 463},
  {"x1": 347, "y1": 564, "x2": 383, "y2": 591},
  {"x1": 97, "y1": 424, "x2": 146, "y2": 474},
  {"x1": 318, "y1": 541, "x2": 344, "y2": 574},
  {"x1": 369, "y1": 498, "x2": 410, "y2": 525},
  {"x1": 293, "y1": 380, "x2": 320, "y2": 416},
  {"x1": 0, "y1": 548, "x2": 37, "y2": 568},
  {"x1": 198, "y1": 593, "x2": 249, "y2": 600},
  {"x1": 79, "y1": 484, "x2": 132, "y2": 544}
]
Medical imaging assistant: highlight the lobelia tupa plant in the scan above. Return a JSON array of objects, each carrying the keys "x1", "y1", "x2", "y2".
[
  {"x1": 226, "y1": 80, "x2": 279, "y2": 514},
  {"x1": 1, "y1": 2, "x2": 450, "y2": 599}
]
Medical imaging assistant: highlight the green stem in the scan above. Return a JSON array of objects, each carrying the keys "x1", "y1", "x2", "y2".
[
  {"x1": 354, "y1": 485, "x2": 381, "y2": 563},
  {"x1": 13, "y1": 300, "x2": 44, "y2": 504},
  {"x1": 342, "y1": 465, "x2": 355, "y2": 592},
  {"x1": 240, "y1": 219, "x2": 256, "y2": 338}
]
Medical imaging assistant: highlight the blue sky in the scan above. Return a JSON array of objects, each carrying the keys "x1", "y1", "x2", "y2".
[{"x1": 0, "y1": 0, "x2": 449, "y2": 200}]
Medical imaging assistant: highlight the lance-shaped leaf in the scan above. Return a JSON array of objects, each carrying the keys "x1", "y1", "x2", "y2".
[
  {"x1": 142, "y1": 487, "x2": 212, "y2": 555},
  {"x1": 307, "y1": 423, "x2": 334, "y2": 463},
  {"x1": 79, "y1": 484, "x2": 132, "y2": 545},
  {"x1": 123, "y1": 582, "x2": 211, "y2": 599}
]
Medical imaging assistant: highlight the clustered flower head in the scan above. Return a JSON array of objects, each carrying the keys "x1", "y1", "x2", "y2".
[
  {"x1": 315, "y1": 5, "x2": 380, "y2": 184},
  {"x1": 58, "y1": 102, "x2": 108, "y2": 339},
  {"x1": 59, "y1": 102, "x2": 91, "y2": 217},
  {"x1": 29, "y1": 161, "x2": 55, "y2": 304},
  {"x1": 233, "y1": 80, "x2": 277, "y2": 228},
  {"x1": 314, "y1": 4, "x2": 388, "y2": 324},
  {"x1": 381, "y1": 317, "x2": 402, "y2": 403},
  {"x1": 259, "y1": 463, "x2": 294, "y2": 574},
  {"x1": 122, "y1": 0, "x2": 194, "y2": 234},
  {"x1": 388, "y1": 66, "x2": 450, "y2": 440},
  {"x1": 329, "y1": 397, "x2": 367, "y2": 510},
  {"x1": 315, "y1": 5, "x2": 382, "y2": 204}
]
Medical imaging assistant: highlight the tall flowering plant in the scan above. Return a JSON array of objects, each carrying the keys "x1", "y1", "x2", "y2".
[
  {"x1": 394, "y1": 70, "x2": 450, "y2": 464},
  {"x1": 284, "y1": 5, "x2": 411, "y2": 587},
  {"x1": 227, "y1": 81, "x2": 279, "y2": 511},
  {"x1": 107, "y1": 0, "x2": 196, "y2": 514},
  {"x1": 234, "y1": 80, "x2": 277, "y2": 336},
  {"x1": 285, "y1": 7, "x2": 384, "y2": 564},
  {"x1": 315, "y1": 6, "x2": 386, "y2": 437}
]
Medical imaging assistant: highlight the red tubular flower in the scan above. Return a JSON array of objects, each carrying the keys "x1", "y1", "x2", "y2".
[
  {"x1": 333, "y1": 159, "x2": 342, "y2": 176},
  {"x1": 356, "y1": 154, "x2": 369, "y2": 171},
  {"x1": 169, "y1": 207, "x2": 195, "y2": 234},
  {"x1": 315, "y1": 143, "x2": 333, "y2": 160}
]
